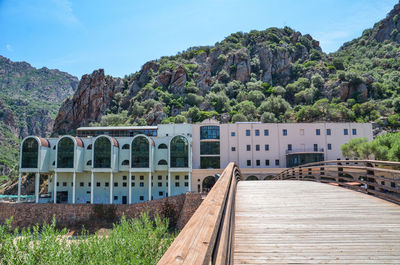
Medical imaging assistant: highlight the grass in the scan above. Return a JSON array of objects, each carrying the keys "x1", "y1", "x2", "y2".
[{"x1": 0, "y1": 213, "x2": 175, "y2": 265}]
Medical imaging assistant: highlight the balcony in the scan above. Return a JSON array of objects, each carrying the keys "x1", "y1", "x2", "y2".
[{"x1": 286, "y1": 148, "x2": 324, "y2": 154}]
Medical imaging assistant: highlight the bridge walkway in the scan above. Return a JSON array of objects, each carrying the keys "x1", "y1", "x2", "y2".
[{"x1": 234, "y1": 181, "x2": 400, "y2": 264}]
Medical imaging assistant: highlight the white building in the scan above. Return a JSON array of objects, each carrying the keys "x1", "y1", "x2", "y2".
[{"x1": 17, "y1": 120, "x2": 373, "y2": 204}]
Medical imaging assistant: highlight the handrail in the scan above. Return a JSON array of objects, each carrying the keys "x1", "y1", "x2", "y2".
[
  {"x1": 157, "y1": 162, "x2": 242, "y2": 265},
  {"x1": 274, "y1": 160, "x2": 400, "y2": 204}
]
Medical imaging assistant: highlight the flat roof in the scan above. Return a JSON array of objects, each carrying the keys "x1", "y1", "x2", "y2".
[{"x1": 77, "y1": 126, "x2": 158, "y2": 131}]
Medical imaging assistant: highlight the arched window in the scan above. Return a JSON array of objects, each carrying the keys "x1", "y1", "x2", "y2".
[
  {"x1": 158, "y1": 159, "x2": 168, "y2": 165},
  {"x1": 21, "y1": 137, "x2": 39, "y2": 168},
  {"x1": 170, "y1": 136, "x2": 188, "y2": 168},
  {"x1": 158, "y1": 143, "x2": 168, "y2": 149},
  {"x1": 57, "y1": 137, "x2": 74, "y2": 168},
  {"x1": 93, "y1": 137, "x2": 111, "y2": 168},
  {"x1": 246, "y1": 176, "x2": 258, "y2": 181},
  {"x1": 121, "y1": 160, "x2": 129, "y2": 166},
  {"x1": 87, "y1": 160, "x2": 92, "y2": 166},
  {"x1": 87, "y1": 144, "x2": 92, "y2": 150},
  {"x1": 131, "y1": 136, "x2": 149, "y2": 168},
  {"x1": 122, "y1": 144, "x2": 130, "y2": 150}
]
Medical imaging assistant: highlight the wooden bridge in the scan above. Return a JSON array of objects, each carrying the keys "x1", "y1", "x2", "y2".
[{"x1": 158, "y1": 160, "x2": 400, "y2": 264}]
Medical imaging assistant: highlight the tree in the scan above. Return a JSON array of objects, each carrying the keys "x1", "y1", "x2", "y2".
[
  {"x1": 258, "y1": 96, "x2": 291, "y2": 119},
  {"x1": 236, "y1": 100, "x2": 257, "y2": 120},
  {"x1": 174, "y1": 115, "x2": 187, "y2": 123},
  {"x1": 260, "y1": 112, "x2": 277, "y2": 123},
  {"x1": 340, "y1": 138, "x2": 369, "y2": 158},
  {"x1": 232, "y1": 113, "x2": 248, "y2": 122},
  {"x1": 393, "y1": 97, "x2": 400, "y2": 113},
  {"x1": 248, "y1": 90, "x2": 265, "y2": 107}
]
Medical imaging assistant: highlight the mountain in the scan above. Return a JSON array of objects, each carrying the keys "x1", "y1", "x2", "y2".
[{"x1": 0, "y1": 56, "x2": 78, "y2": 179}]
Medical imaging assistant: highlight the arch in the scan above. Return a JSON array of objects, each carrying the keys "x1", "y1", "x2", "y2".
[
  {"x1": 131, "y1": 135, "x2": 150, "y2": 168},
  {"x1": 264, "y1": 175, "x2": 275, "y2": 180},
  {"x1": 122, "y1": 144, "x2": 130, "y2": 150},
  {"x1": 21, "y1": 137, "x2": 39, "y2": 168},
  {"x1": 121, "y1": 160, "x2": 129, "y2": 166},
  {"x1": 87, "y1": 144, "x2": 92, "y2": 150},
  {"x1": 158, "y1": 143, "x2": 168, "y2": 149},
  {"x1": 86, "y1": 160, "x2": 92, "y2": 166},
  {"x1": 202, "y1": 176, "x2": 216, "y2": 192},
  {"x1": 246, "y1": 175, "x2": 258, "y2": 181},
  {"x1": 57, "y1": 136, "x2": 75, "y2": 168},
  {"x1": 158, "y1": 159, "x2": 168, "y2": 165},
  {"x1": 93, "y1": 136, "x2": 112, "y2": 168},
  {"x1": 170, "y1": 135, "x2": 189, "y2": 168}
]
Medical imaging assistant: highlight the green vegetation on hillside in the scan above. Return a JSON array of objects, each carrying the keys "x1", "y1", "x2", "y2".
[{"x1": 0, "y1": 214, "x2": 174, "y2": 265}]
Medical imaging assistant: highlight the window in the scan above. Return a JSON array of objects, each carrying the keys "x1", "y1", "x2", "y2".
[
  {"x1": 200, "y1": 142, "x2": 220, "y2": 155},
  {"x1": 88, "y1": 182, "x2": 91, "y2": 187},
  {"x1": 105, "y1": 182, "x2": 109, "y2": 187},
  {"x1": 63, "y1": 182, "x2": 67, "y2": 187},
  {"x1": 328, "y1": 144, "x2": 332, "y2": 150},
  {"x1": 158, "y1": 175, "x2": 162, "y2": 180},
  {"x1": 158, "y1": 143, "x2": 168, "y2": 149},
  {"x1": 326, "y1": 129, "x2": 331, "y2": 135},
  {"x1": 256, "y1": 144, "x2": 260, "y2": 151},
  {"x1": 123, "y1": 182, "x2": 127, "y2": 187},
  {"x1": 122, "y1": 144, "x2": 130, "y2": 149},
  {"x1": 255, "y1": 129, "x2": 260, "y2": 136},
  {"x1": 114, "y1": 182, "x2": 118, "y2": 187},
  {"x1": 316, "y1": 129, "x2": 321, "y2": 135},
  {"x1": 140, "y1": 175, "x2": 144, "y2": 180},
  {"x1": 314, "y1": 144, "x2": 318, "y2": 151},
  {"x1": 140, "y1": 182, "x2": 144, "y2": 187},
  {"x1": 158, "y1": 159, "x2": 168, "y2": 165},
  {"x1": 200, "y1": 126, "x2": 220, "y2": 140},
  {"x1": 265, "y1": 144, "x2": 269, "y2": 151},
  {"x1": 57, "y1": 182, "x2": 59, "y2": 187},
  {"x1": 344, "y1": 129, "x2": 348, "y2": 135},
  {"x1": 185, "y1": 175, "x2": 188, "y2": 180},
  {"x1": 93, "y1": 137, "x2": 112, "y2": 168},
  {"x1": 131, "y1": 136, "x2": 149, "y2": 168},
  {"x1": 21, "y1": 137, "x2": 38, "y2": 168},
  {"x1": 288, "y1": 144, "x2": 292, "y2": 151},
  {"x1": 275, "y1": 159, "x2": 280, "y2": 166},
  {"x1": 139, "y1": 196, "x2": 144, "y2": 201},
  {"x1": 52, "y1": 161, "x2": 55, "y2": 166},
  {"x1": 121, "y1": 160, "x2": 129, "y2": 166},
  {"x1": 170, "y1": 136, "x2": 189, "y2": 167},
  {"x1": 96, "y1": 182, "x2": 100, "y2": 187},
  {"x1": 131, "y1": 182, "x2": 135, "y2": 187},
  {"x1": 158, "y1": 182, "x2": 162, "y2": 187},
  {"x1": 159, "y1": 191, "x2": 163, "y2": 196},
  {"x1": 256, "y1": 160, "x2": 260, "y2": 166},
  {"x1": 231, "y1": 147, "x2": 236, "y2": 151},
  {"x1": 200, "y1": 157, "x2": 220, "y2": 169},
  {"x1": 122, "y1": 175, "x2": 126, "y2": 180},
  {"x1": 86, "y1": 160, "x2": 92, "y2": 166},
  {"x1": 80, "y1": 182, "x2": 84, "y2": 187},
  {"x1": 352, "y1": 129, "x2": 357, "y2": 135},
  {"x1": 282, "y1": 129, "x2": 287, "y2": 136},
  {"x1": 231, "y1": 132, "x2": 235, "y2": 137},
  {"x1": 247, "y1": 160, "x2": 251, "y2": 166},
  {"x1": 57, "y1": 137, "x2": 74, "y2": 168},
  {"x1": 245, "y1": 145, "x2": 250, "y2": 151},
  {"x1": 264, "y1": 129, "x2": 269, "y2": 136},
  {"x1": 132, "y1": 176, "x2": 136, "y2": 180},
  {"x1": 246, "y1": 130, "x2": 251, "y2": 136},
  {"x1": 87, "y1": 144, "x2": 92, "y2": 150},
  {"x1": 184, "y1": 182, "x2": 189, "y2": 187},
  {"x1": 114, "y1": 196, "x2": 118, "y2": 200},
  {"x1": 265, "y1": 160, "x2": 270, "y2": 166},
  {"x1": 175, "y1": 182, "x2": 180, "y2": 187},
  {"x1": 175, "y1": 175, "x2": 180, "y2": 180}
]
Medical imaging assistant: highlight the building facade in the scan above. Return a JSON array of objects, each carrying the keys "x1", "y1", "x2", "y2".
[{"x1": 18, "y1": 121, "x2": 373, "y2": 204}]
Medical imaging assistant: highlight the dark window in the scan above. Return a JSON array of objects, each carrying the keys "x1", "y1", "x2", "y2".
[
  {"x1": 158, "y1": 175, "x2": 162, "y2": 180},
  {"x1": 175, "y1": 182, "x2": 180, "y2": 187},
  {"x1": 52, "y1": 161, "x2": 55, "y2": 166},
  {"x1": 158, "y1": 143, "x2": 168, "y2": 149},
  {"x1": 246, "y1": 130, "x2": 251, "y2": 136},
  {"x1": 123, "y1": 182, "x2": 127, "y2": 187},
  {"x1": 328, "y1": 144, "x2": 332, "y2": 150},
  {"x1": 93, "y1": 137, "x2": 112, "y2": 168},
  {"x1": 114, "y1": 196, "x2": 118, "y2": 200},
  {"x1": 122, "y1": 144, "x2": 130, "y2": 149},
  {"x1": 21, "y1": 138, "x2": 39, "y2": 168},
  {"x1": 87, "y1": 144, "x2": 92, "y2": 150},
  {"x1": 63, "y1": 182, "x2": 67, "y2": 187},
  {"x1": 140, "y1": 175, "x2": 144, "y2": 180},
  {"x1": 316, "y1": 129, "x2": 321, "y2": 135},
  {"x1": 158, "y1": 182, "x2": 162, "y2": 187},
  {"x1": 255, "y1": 129, "x2": 260, "y2": 136},
  {"x1": 86, "y1": 160, "x2": 92, "y2": 166},
  {"x1": 200, "y1": 126, "x2": 220, "y2": 140},
  {"x1": 282, "y1": 129, "x2": 287, "y2": 136},
  {"x1": 123, "y1": 175, "x2": 127, "y2": 180},
  {"x1": 57, "y1": 182, "x2": 59, "y2": 187},
  {"x1": 96, "y1": 182, "x2": 100, "y2": 187},
  {"x1": 256, "y1": 144, "x2": 260, "y2": 151},
  {"x1": 159, "y1": 191, "x2": 163, "y2": 196},
  {"x1": 88, "y1": 182, "x2": 91, "y2": 187},
  {"x1": 256, "y1": 160, "x2": 260, "y2": 166},
  {"x1": 231, "y1": 132, "x2": 235, "y2": 137},
  {"x1": 314, "y1": 144, "x2": 318, "y2": 151},
  {"x1": 265, "y1": 144, "x2": 269, "y2": 151},
  {"x1": 158, "y1": 159, "x2": 168, "y2": 165},
  {"x1": 105, "y1": 182, "x2": 109, "y2": 187},
  {"x1": 352, "y1": 129, "x2": 357, "y2": 135},
  {"x1": 275, "y1": 159, "x2": 280, "y2": 166},
  {"x1": 121, "y1": 160, "x2": 129, "y2": 166},
  {"x1": 140, "y1": 182, "x2": 144, "y2": 187},
  {"x1": 288, "y1": 144, "x2": 292, "y2": 151},
  {"x1": 247, "y1": 160, "x2": 251, "y2": 166},
  {"x1": 131, "y1": 182, "x2": 135, "y2": 187},
  {"x1": 231, "y1": 147, "x2": 236, "y2": 151},
  {"x1": 246, "y1": 145, "x2": 251, "y2": 151},
  {"x1": 185, "y1": 175, "x2": 188, "y2": 180},
  {"x1": 200, "y1": 157, "x2": 220, "y2": 169},
  {"x1": 326, "y1": 129, "x2": 331, "y2": 135},
  {"x1": 170, "y1": 136, "x2": 189, "y2": 167},
  {"x1": 264, "y1": 129, "x2": 269, "y2": 136},
  {"x1": 114, "y1": 182, "x2": 118, "y2": 187},
  {"x1": 200, "y1": 142, "x2": 220, "y2": 155},
  {"x1": 57, "y1": 137, "x2": 74, "y2": 168},
  {"x1": 140, "y1": 196, "x2": 144, "y2": 201},
  {"x1": 265, "y1": 160, "x2": 270, "y2": 166},
  {"x1": 175, "y1": 175, "x2": 179, "y2": 180},
  {"x1": 184, "y1": 182, "x2": 188, "y2": 187},
  {"x1": 80, "y1": 182, "x2": 84, "y2": 187},
  {"x1": 131, "y1": 136, "x2": 149, "y2": 168},
  {"x1": 344, "y1": 129, "x2": 348, "y2": 135}
]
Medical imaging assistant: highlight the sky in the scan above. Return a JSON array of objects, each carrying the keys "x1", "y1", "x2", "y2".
[{"x1": 0, "y1": 0, "x2": 398, "y2": 79}]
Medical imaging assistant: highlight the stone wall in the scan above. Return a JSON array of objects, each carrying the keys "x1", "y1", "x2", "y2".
[{"x1": 0, "y1": 193, "x2": 203, "y2": 231}]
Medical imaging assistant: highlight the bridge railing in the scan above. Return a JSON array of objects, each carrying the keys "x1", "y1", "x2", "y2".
[
  {"x1": 158, "y1": 162, "x2": 242, "y2": 265},
  {"x1": 274, "y1": 159, "x2": 400, "y2": 204}
]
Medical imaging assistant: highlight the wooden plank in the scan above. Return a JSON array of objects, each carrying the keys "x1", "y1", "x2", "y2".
[{"x1": 233, "y1": 181, "x2": 400, "y2": 264}]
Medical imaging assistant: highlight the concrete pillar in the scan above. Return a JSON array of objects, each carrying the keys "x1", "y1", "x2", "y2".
[
  {"x1": 53, "y1": 172, "x2": 58, "y2": 204},
  {"x1": 90, "y1": 171, "x2": 94, "y2": 204},
  {"x1": 128, "y1": 171, "x2": 132, "y2": 204},
  {"x1": 17, "y1": 173, "x2": 22, "y2": 203},
  {"x1": 188, "y1": 171, "x2": 192, "y2": 192},
  {"x1": 168, "y1": 171, "x2": 171, "y2": 197},
  {"x1": 35, "y1": 172, "x2": 40, "y2": 203},
  {"x1": 72, "y1": 171, "x2": 76, "y2": 204},
  {"x1": 148, "y1": 172, "x2": 152, "y2": 201},
  {"x1": 110, "y1": 171, "x2": 113, "y2": 204}
]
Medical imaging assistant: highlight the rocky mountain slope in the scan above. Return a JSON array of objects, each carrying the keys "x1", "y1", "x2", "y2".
[
  {"x1": 53, "y1": 2, "x2": 400, "y2": 136},
  {"x1": 0, "y1": 56, "x2": 78, "y2": 179}
]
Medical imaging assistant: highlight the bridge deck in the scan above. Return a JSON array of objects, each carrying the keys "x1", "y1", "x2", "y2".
[{"x1": 234, "y1": 181, "x2": 400, "y2": 264}]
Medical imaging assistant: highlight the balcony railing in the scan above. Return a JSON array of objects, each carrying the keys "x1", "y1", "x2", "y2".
[{"x1": 286, "y1": 148, "x2": 324, "y2": 154}]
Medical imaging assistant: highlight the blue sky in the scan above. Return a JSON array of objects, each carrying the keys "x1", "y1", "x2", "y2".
[{"x1": 0, "y1": 0, "x2": 398, "y2": 78}]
